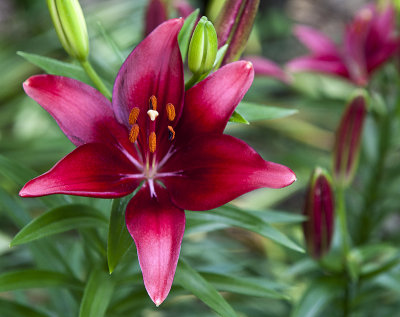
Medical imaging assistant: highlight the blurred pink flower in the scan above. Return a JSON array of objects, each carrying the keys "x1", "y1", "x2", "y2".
[{"x1": 287, "y1": 3, "x2": 399, "y2": 86}]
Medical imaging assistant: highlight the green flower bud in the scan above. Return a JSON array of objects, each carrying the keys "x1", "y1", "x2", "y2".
[
  {"x1": 47, "y1": 0, "x2": 89, "y2": 61},
  {"x1": 188, "y1": 16, "x2": 218, "y2": 76}
]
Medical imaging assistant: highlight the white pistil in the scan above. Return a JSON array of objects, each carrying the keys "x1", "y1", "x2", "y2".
[{"x1": 147, "y1": 109, "x2": 159, "y2": 121}]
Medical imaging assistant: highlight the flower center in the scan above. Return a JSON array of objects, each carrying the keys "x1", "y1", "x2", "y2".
[{"x1": 127, "y1": 95, "x2": 176, "y2": 177}]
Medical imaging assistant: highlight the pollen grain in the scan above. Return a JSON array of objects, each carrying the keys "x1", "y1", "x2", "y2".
[
  {"x1": 129, "y1": 107, "x2": 140, "y2": 125},
  {"x1": 167, "y1": 125, "x2": 175, "y2": 140},
  {"x1": 149, "y1": 95, "x2": 157, "y2": 110},
  {"x1": 166, "y1": 103, "x2": 176, "y2": 121},
  {"x1": 129, "y1": 124, "x2": 140, "y2": 143},
  {"x1": 149, "y1": 132, "x2": 156, "y2": 153}
]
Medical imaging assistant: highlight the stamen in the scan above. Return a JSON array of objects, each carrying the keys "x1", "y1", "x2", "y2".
[
  {"x1": 149, "y1": 132, "x2": 156, "y2": 153},
  {"x1": 167, "y1": 125, "x2": 175, "y2": 140},
  {"x1": 129, "y1": 107, "x2": 140, "y2": 125},
  {"x1": 129, "y1": 124, "x2": 139, "y2": 143},
  {"x1": 166, "y1": 103, "x2": 176, "y2": 121},
  {"x1": 147, "y1": 110, "x2": 159, "y2": 121},
  {"x1": 149, "y1": 95, "x2": 157, "y2": 110}
]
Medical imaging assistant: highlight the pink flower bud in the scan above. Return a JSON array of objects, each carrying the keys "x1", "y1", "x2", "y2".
[
  {"x1": 303, "y1": 168, "x2": 334, "y2": 259},
  {"x1": 333, "y1": 94, "x2": 368, "y2": 187},
  {"x1": 145, "y1": 0, "x2": 168, "y2": 36},
  {"x1": 214, "y1": 0, "x2": 260, "y2": 65}
]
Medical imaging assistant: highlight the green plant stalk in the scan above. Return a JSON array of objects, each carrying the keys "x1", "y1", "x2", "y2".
[
  {"x1": 185, "y1": 73, "x2": 203, "y2": 90},
  {"x1": 80, "y1": 59, "x2": 112, "y2": 99},
  {"x1": 337, "y1": 187, "x2": 350, "y2": 260},
  {"x1": 356, "y1": 113, "x2": 390, "y2": 245}
]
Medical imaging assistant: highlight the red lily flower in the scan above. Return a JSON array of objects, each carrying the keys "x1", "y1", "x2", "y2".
[
  {"x1": 287, "y1": 3, "x2": 399, "y2": 86},
  {"x1": 19, "y1": 19, "x2": 296, "y2": 305}
]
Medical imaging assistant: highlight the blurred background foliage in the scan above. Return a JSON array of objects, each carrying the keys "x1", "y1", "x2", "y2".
[{"x1": 1, "y1": 0, "x2": 400, "y2": 316}]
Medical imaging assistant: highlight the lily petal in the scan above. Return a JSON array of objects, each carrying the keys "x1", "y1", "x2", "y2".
[
  {"x1": 176, "y1": 61, "x2": 253, "y2": 144},
  {"x1": 245, "y1": 56, "x2": 291, "y2": 83},
  {"x1": 294, "y1": 25, "x2": 340, "y2": 57},
  {"x1": 162, "y1": 134, "x2": 296, "y2": 211},
  {"x1": 286, "y1": 56, "x2": 349, "y2": 78},
  {"x1": 125, "y1": 185, "x2": 185, "y2": 306},
  {"x1": 113, "y1": 19, "x2": 184, "y2": 155},
  {"x1": 23, "y1": 75, "x2": 121, "y2": 147},
  {"x1": 20, "y1": 143, "x2": 142, "y2": 198}
]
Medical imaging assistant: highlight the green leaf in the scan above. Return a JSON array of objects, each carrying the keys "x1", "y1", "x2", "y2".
[
  {"x1": 107, "y1": 196, "x2": 135, "y2": 274},
  {"x1": 0, "y1": 154, "x2": 65, "y2": 207},
  {"x1": 213, "y1": 44, "x2": 228, "y2": 70},
  {"x1": 229, "y1": 110, "x2": 249, "y2": 124},
  {"x1": 11, "y1": 204, "x2": 108, "y2": 246},
  {"x1": 236, "y1": 102, "x2": 298, "y2": 122},
  {"x1": 0, "y1": 299, "x2": 52, "y2": 317},
  {"x1": 178, "y1": 9, "x2": 200, "y2": 62},
  {"x1": 200, "y1": 271, "x2": 288, "y2": 299},
  {"x1": 175, "y1": 259, "x2": 237, "y2": 317},
  {"x1": 291, "y1": 276, "x2": 344, "y2": 317},
  {"x1": 17, "y1": 51, "x2": 91, "y2": 84},
  {"x1": 79, "y1": 269, "x2": 115, "y2": 317},
  {"x1": 0, "y1": 270, "x2": 83, "y2": 292},
  {"x1": 187, "y1": 205, "x2": 304, "y2": 253}
]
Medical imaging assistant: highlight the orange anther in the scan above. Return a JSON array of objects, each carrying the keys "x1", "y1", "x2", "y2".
[
  {"x1": 129, "y1": 124, "x2": 139, "y2": 143},
  {"x1": 129, "y1": 107, "x2": 140, "y2": 125},
  {"x1": 166, "y1": 103, "x2": 176, "y2": 121},
  {"x1": 167, "y1": 126, "x2": 175, "y2": 141},
  {"x1": 149, "y1": 95, "x2": 157, "y2": 110},
  {"x1": 149, "y1": 131, "x2": 156, "y2": 153}
]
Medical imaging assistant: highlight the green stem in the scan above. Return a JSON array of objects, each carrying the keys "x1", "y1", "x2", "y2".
[
  {"x1": 185, "y1": 73, "x2": 202, "y2": 90},
  {"x1": 355, "y1": 113, "x2": 390, "y2": 245},
  {"x1": 80, "y1": 59, "x2": 112, "y2": 99},
  {"x1": 337, "y1": 186, "x2": 349, "y2": 260}
]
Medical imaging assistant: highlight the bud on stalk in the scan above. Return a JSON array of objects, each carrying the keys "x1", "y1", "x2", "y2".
[
  {"x1": 188, "y1": 16, "x2": 218, "y2": 76},
  {"x1": 145, "y1": 0, "x2": 168, "y2": 36},
  {"x1": 47, "y1": 0, "x2": 89, "y2": 61},
  {"x1": 333, "y1": 94, "x2": 368, "y2": 187},
  {"x1": 303, "y1": 168, "x2": 335, "y2": 259},
  {"x1": 214, "y1": 0, "x2": 259, "y2": 65}
]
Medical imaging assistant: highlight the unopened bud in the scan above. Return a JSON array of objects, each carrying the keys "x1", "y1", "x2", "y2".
[
  {"x1": 145, "y1": 0, "x2": 168, "y2": 36},
  {"x1": 333, "y1": 93, "x2": 368, "y2": 187},
  {"x1": 47, "y1": 0, "x2": 89, "y2": 61},
  {"x1": 188, "y1": 16, "x2": 218, "y2": 75},
  {"x1": 303, "y1": 168, "x2": 334, "y2": 259},
  {"x1": 214, "y1": 0, "x2": 260, "y2": 65}
]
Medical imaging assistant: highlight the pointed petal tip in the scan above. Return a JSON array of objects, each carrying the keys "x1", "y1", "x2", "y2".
[{"x1": 154, "y1": 298, "x2": 163, "y2": 307}]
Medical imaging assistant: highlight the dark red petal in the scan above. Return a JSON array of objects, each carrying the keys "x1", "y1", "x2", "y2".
[
  {"x1": 112, "y1": 19, "x2": 184, "y2": 156},
  {"x1": 145, "y1": 0, "x2": 168, "y2": 36},
  {"x1": 19, "y1": 143, "x2": 142, "y2": 198},
  {"x1": 176, "y1": 61, "x2": 254, "y2": 145},
  {"x1": 161, "y1": 134, "x2": 296, "y2": 211},
  {"x1": 125, "y1": 185, "x2": 185, "y2": 306},
  {"x1": 294, "y1": 25, "x2": 340, "y2": 58},
  {"x1": 23, "y1": 75, "x2": 122, "y2": 147}
]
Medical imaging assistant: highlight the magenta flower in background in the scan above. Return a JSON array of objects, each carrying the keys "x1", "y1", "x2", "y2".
[
  {"x1": 19, "y1": 19, "x2": 296, "y2": 305},
  {"x1": 287, "y1": 3, "x2": 399, "y2": 86},
  {"x1": 245, "y1": 55, "x2": 292, "y2": 83},
  {"x1": 303, "y1": 168, "x2": 334, "y2": 259},
  {"x1": 144, "y1": 0, "x2": 167, "y2": 36}
]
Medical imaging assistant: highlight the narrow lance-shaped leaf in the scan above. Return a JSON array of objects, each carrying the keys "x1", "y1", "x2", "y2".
[
  {"x1": 194, "y1": 205, "x2": 304, "y2": 253},
  {"x1": 200, "y1": 271, "x2": 288, "y2": 299},
  {"x1": 107, "y1": 192, "x2": 140, "y2": 274},
  {"x1": 10, "y1": 204, "x2": 108, "y2": 246},
  {"x1": 0, "y1": 270, "x2": 83, "y2": 292},
  {"x1": 175, "y1": 259, "x2": 238, "y2": 317},
  {"x1": 0, "y1": 299, "x2": 52, "y2": 317},
  {"x1": 79, "y1": 268, "x2": 115, "y2": 317},
  {"x1": 178, "y1": 9, "x2": 200, "y2": 62},
  {"x1": 17, "y1": 51, "x2": 91, "y2": 84}
]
